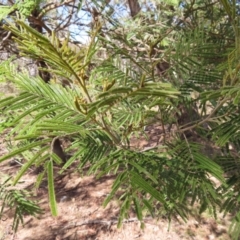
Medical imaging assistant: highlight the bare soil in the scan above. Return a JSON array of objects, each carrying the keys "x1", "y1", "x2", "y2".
[{"x1": 0, "y1": 125, "x2": 232, "y2": 240}]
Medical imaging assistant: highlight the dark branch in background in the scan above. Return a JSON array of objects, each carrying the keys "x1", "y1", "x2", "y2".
[
  {"x1": 128, "y1": 0, "x2": 141, "y2": 18},
  {"x1": 55, "y1": 5, "x2": 74, "y2": 32},
  {"x1": 28, "y1": 16, "x2": 52, "y2": 34},
  {"x1": 5, "y1": 0, "x2": 14, "y2": 5},
  {"x1": 38, "y1": 0, "x2": 75, "y2": 18},
  {"x1": 28, "y1": 8, "x2": 51, "y2": 83}
]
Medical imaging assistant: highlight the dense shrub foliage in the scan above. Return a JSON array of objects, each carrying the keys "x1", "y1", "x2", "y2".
[{"x1": 1, "y1": 0, "x2": 240, "y2": 238}]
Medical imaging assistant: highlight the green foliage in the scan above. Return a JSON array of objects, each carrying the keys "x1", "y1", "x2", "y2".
[
  {"x1": 47, "y1": 160, "x2": 57, "y2": 216},
  {"x1": 15, "y1": 0, "x2": 42, "y2": 18},
  {"x1": 0, "y1": 175, "x2": 43, "y2": 232},
  {"x1": 1, "y1": 0, "x2": 240, "y2": 239},
  {"x1": 0, "y1": 5, "x2": 15, "y2": 21}
]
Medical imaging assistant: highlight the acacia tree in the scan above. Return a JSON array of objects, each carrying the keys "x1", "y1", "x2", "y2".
[{"x1": 1, "y1": 0, "x2": 240, "y2": 239}]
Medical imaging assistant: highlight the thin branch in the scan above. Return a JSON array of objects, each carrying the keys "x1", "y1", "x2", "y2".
[
  {"x1": 38, "y1": 0, "x2": 75, "y2": 18},
  {"x1": 55, "y1": 7, "x2": 74, "y2": 32},
  {"x1": 178, "y1": 97, "x2": 229, "y2": 133}
]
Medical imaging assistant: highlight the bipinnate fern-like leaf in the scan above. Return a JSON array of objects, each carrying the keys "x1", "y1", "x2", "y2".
[
  {"x1": 47, "y1": 160, "x2": 57, "y2": 216},
  {"x1": 1, "y1": 4, "x2": 238, "y2": 235},
  {"x1": 0, "y1": 176, "x2": 43, "y2": 232}
]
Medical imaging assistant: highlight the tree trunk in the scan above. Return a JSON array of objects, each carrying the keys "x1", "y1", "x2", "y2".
[
  {"x1": 28, "y1": 9, "x2": 51, "y2": 83},
  {"x1": 128, "y1": 0, "x2": 141, "y2": 18}
]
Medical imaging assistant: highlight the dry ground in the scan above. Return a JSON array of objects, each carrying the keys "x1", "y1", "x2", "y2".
[{"x1": 0, "y1": 125, "x2": 232, "y2": 240}]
